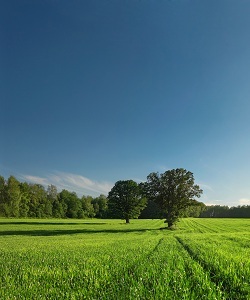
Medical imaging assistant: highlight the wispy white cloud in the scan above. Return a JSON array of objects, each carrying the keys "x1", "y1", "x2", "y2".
[
  {"x1": 23, "y1": 175, "x2": 50, "y2": 186},
  {"x1": 21, "y1": 172, "x2": 113, "y2": 196},
  {"x1": 203, "y1": 198, "x2": 250, "y2": 207},
  {"x1": 238, "y1": 198, "x2": 250, "y2": 205},
  {"x1": 200, "y1": 196, "x2": 224, "y2": 206}
]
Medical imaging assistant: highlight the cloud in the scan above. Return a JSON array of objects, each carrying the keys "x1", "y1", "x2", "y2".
[
  {"x1": 238, "y1": 198, "x2": 250, "y2": 205},
  {"x1": 21, "y1": 172, "x2": 113, "y2": 196},
  {"x1": 23, "y1": 175, "x2": 50, "y2": 186}
]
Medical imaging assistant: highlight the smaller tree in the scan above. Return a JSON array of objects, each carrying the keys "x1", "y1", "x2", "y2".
[
  {"x1": 19, "y1": 182, "x2": 31, "y2": 217},
  {"x1": 92, "y1": 194, "x2": 108, "y2": 218},
  {"x1": 81, "y1": 196, "x2": 95, "y2": 218},
  {"x1": 58, "y1": 190, "x2": 82, "y2": 219},
  {"x1": 143, "y1": 168, "x2": 203, "y2": 228},
  {"x1": 108, "y1": 180, "x2": 146, "y2": 223},
  {"x1": 5, "y1": 176, "x2": 21, "y2": 217}
]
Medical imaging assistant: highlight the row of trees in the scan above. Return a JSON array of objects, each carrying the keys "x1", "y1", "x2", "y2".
[
  {"x1": 200, "y1": 205, "x2": 250, "y2": 218},
  {"x1": 0, "y1": 175, "x2": 108, "y2": 219},
  {"x1": 0, "y1": 169, "x2": 204, "y2": 227},
  {"x1": 1, "y1": 170, "x2": 249, "y2": 227}
]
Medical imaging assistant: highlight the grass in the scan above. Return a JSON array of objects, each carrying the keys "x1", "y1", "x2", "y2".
[{"x1": 0, "y1": 218, "x2": 249, "y2": 299}]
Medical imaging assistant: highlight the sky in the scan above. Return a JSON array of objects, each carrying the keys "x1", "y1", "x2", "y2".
[{"x1": 1, "y1": 0, "x2": 250, "y2": 206}]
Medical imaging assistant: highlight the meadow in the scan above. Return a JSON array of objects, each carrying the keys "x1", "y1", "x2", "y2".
[{"x1": 0, "y1": 218, "x2": 249, "y2": 300}]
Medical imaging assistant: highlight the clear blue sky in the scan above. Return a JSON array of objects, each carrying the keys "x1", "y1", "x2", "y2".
[{"x1": 1, "y1": 0, "x2": 250, "y2": 206}]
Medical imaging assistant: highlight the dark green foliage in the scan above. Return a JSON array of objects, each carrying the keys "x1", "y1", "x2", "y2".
[
  {"x1": 181, "y1": 200, "x2": 206, "y2": 218},
  {"x1": 58, "y1": 190, "x2": 83, "y2": 218},
  {"x1": 143, "y1": 168, "x2": 203, "y2": 228},
  {"x1": 47, "y1": 185, "x2": 57, "y2": 217},
  {"x1": 108, "y1": 180, "x2": 147, "y2": 223},
  {"x1": 139, "y1": 199, "x2": 163, "y2": 219},
  {"x1": 29, "y1": 184, "x2": 51, "y2": 218},
  {"x1": 92, "y1": 194, "x2": 108, "y2": 218},
  {"x1": 19, "y1": 182, "x2": 31, "y2": 217}
]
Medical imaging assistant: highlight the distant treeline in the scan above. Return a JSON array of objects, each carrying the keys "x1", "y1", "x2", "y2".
[
  {"x1": 199, "y1": 205, "x2": 250, "y2": 218},
  {"x1": 0, "y1": 175, "x2": 108, "y2": 219},
  {"x1": 0, "y1": 175, "x2": 249, "y2": 218}
]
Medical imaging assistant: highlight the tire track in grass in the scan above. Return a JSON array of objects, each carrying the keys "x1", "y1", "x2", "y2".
[
  {"x1": 99, "y1": 236, "x2": 227, "y2": 300},
  {"x1": 175, "y1": 236, "x2": 249, "y2": 300},
  {"x1": 220, "y1": 234, "x2": 250, "y2": 248},
  {"x1": 180, "y1": 219, "x2": 204, "y2": 233},
  {"x1": 191, "y1": 219, "x2": 219, "y2": 233},
  {"x1": 119, "y1": 236, "x2": 165, "y2": 275},
  {"x1": 94, "y1": 237, "x2": 165, "y2": 299}
]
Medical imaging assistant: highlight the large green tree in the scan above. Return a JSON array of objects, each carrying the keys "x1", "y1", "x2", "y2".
[
  {"x1": 108, "y1": 180, "x2": 146, "y2": 223},
  {"x1": 143, "y1": 168, "x2": 203, "y2": 228}
]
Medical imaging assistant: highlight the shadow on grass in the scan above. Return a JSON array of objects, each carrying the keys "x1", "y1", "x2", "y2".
[
  {"x1": 0, "y1": 228, "x2": 158, "y2": 236},
  {"x1": 0, "y1": 222, "x2": 107, "y2": 226}
]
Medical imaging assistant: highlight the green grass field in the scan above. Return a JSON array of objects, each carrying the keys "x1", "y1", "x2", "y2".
[{"x1": 0, "y1": 218, "x2": 249, "y2": 300}]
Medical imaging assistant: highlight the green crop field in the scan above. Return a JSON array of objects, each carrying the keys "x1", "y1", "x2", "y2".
[{"x1": 0, "y1": 218, "x2": 249, "y2": 300}]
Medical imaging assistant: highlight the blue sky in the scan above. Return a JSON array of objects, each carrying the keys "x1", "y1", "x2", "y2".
[{"x1": 1, "y1": 0, "x2": 250, "y2": 206}]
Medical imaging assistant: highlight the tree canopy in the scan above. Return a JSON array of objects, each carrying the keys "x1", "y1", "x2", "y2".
[
  {"x1": 108, "y1": 180, "x2": 147, "y2": 223},
  {"x1": 143, "y1": 168, "x2": 203, "y2": 228}
]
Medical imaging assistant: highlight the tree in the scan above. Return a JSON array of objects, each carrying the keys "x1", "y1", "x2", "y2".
[
  {"x1": 47, "y1": 185, "x2": 58, "y2": 217},
  {"x1": 81, "y1": 195, "x2": 95, "y2": 218},
  {"x1": 139, "y1": 199, "x2": 163, "y2": 219},
  {"x1": 143, "y1": 168, "x2": 203, "y2": 228},
  {"x1": 92, "y1": 194, "x2": 108, "y2": 218},
  {"x1": 181, "y1": 200, "x2": 206, "y2": 218},
  {"x1": 28, "y1": 184, "x2": 48, "y2": 218},
  {"x1": 108, "y1": 180, "x2": 147, "y2": 223},
  {"x1": 58, "y1": 190, "x2": 81, "y2": 218},
  {"x1": 19, "y1": 182, "x2": 31, "y2": 217},
  {"x1": 4, "y1": 176, "x2": 21, "y2": 217}
]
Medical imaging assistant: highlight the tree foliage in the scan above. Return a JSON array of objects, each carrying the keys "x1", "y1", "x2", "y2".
[
  {"x1": 143, "y1": 168, "x2": 203, "y2": 228},
  {"x1": 81, "y1": 195, "x2": 95, "y2": 218},
  {"x1": 0, "y1": 175, "x2": 95, "y2": 219},
  {"x1": 5, "y1": 176, "x2": 21, "y2": 217},
  {"x1": 108, "y1": 180, "x2": 147, "y2": 223},
  {"x1": 1, "y1": 173, "x2": 250, "y2": 220},
  {"x1": 91, "y1": 194, "x2": 108, "y2": 218}
]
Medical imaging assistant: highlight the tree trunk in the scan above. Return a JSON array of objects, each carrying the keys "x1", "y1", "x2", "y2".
[
  {"x1": 125, "y1": 217, "x2": 130, "y2": 224},
  {"x1": 166, "y1": 210, "x2": 174, "y2": 229},
  {"x1": 167, "y1": 221, "x2": 173, "y2": 228}
]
